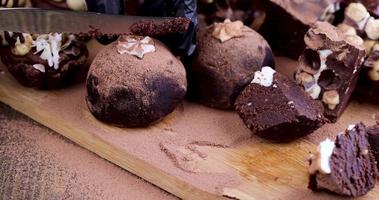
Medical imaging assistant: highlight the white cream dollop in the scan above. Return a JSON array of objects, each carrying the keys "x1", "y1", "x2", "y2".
[
  {"x1": 117, "y1": 36, "x2": 156, "y2": 59},
  {"x1": 309, "y1": 138, "x2": 335, "y2": 174},
  {"x1": 251, "y1": 66, "x2": 276, "y2": 87}
]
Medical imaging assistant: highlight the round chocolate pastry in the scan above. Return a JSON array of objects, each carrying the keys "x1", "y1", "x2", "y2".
[
  {"x1": 31, "y1": 0, "x2": 87, "y2": 11},
  {"x1": 188, "y1": 19, "x2": 274, "y2": 109},
  {"x1": 86, "y1": 36, "x2": 187, "y2": 128},
  {"x1": 0, "y1": 32, "x2": 89, "y2": 89}
]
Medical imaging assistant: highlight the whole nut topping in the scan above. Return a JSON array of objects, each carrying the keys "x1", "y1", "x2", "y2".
[
  {"x1": 11, "y1": 34, "x2": 33, "y2": 56},
  {"x1": 295, "y1": 71, "x2": 314, "y2": 85},
  {"x1": 212, "y1": 19, "x2": 244, "y2": 43},
  {"x1": 337, "y1": 23, "x2": 357, "y2": 36},
  {"x1": 322, "y1": 90, "x2": 340, "y2": 110},
  {"x1": 365, "y1": 17, "x2": 379, "y2": 40},
  {"x1": 345, "y1": 3, "x2": 369, "y2": 23},
  {"x1": 306, "y1": 84, "x2": 322, "y2": 100},
  {"x1": 364, "y1": 39, "x2": 377, "y2": 54},
  {"x1": 345, "y1": 34, "x2": 364, "y2": 46},
  {"x1": 368, "y1": 61, "x2": 379, "y2": 81},
  {"x1": 373, "y1": 43, "x2": 379, "y2": 52},
  {"x1": 67, "y1": 0, "x2": 87, "y2": 11}
]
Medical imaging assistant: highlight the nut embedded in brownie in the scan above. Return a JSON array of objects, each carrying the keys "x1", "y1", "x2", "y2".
[
  {"x1": 235, "y1": 67, "x2": 326, "y2": 142},
  {"x1": 308, "y1": 123, "x2": 378, "y2": 197},
  {"x1": 295, "y1": 21, "x2": 366, "y2": 122}
]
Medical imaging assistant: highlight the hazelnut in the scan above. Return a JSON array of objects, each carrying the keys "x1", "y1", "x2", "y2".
[
  {"x1": 364, "y1": 39, "x2": 377, "y2": 54},
  {"x1": 365, "y1": 17, "x2": 379, "y2": 40},
  {"x1": 306, "y1": 84, "x2": 322, "y2": 100},
  {"x1": 322, "y1": 90, "x2": 340, "y2": 110},
  {"x1": 373, "y1": 43, "x2": 379, "y2": 52},
  {"x1": 345, "y1": 34, "x2": 364, "y2": 46},
  {"x1": 368, "y1": 61, "x2": 379, "y2": 81},
  {"x1": 212, "y1": 19, "x2": 244, "y2": 43},
  {"x1": 295, "y1": 71, "x2": 314, "y2": 85},
  {"x1": 67, "y1": 0, "x2": 87, "y2": 11},
  {"x1": 11, "y1": 34, "x2": 33, "y2": 56},
  {"x1": 345, "y1": 3, "x2": 369, "y2": 23},
  {"x1": 337, "y1": 24, "x2": 357, "y2": 36}
]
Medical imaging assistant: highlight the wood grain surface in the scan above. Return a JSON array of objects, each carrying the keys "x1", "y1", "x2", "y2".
[{"x1": 1, "y1": 43, "x2": 379, "y2": 199}]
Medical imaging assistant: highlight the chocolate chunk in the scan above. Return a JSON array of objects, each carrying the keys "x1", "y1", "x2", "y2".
[
  {"x1": 259, "y1": 0, "x2": 342, "y2": 58},
  {"x1": 295, "y1": 21, "x2": 366, "y2": 122},
  {"x1": 309, "y1": 123, "x2": 378, "y2": 197},
  {"x1": 0, "y1": 33, "x2": 89, "y2": 89},
  {"x1": 367, "y1": 123, "x2": 379, "y2": 170},
  {"x1": 235, "y1": 67, "x2": 326, "y2": 142},
  {"x1": 188, "y1": 21, "x2": 274, "y2": 109},
  {"x1": 86, "y1": 36, "x2": 187, "y2": 128}
]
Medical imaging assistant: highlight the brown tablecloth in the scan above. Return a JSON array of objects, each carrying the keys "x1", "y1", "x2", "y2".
[{"x1": 0, "y1": 102, "x2": 177, "y2": 200}]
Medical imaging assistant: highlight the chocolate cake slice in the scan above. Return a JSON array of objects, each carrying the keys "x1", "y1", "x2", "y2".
[
  {"x1": 308, "y1": 123, "x2": 378, "y2": 197},
  {"x1": 235, "y1": 67, "x2": 326, "y2": 142},
  {"x1": 259, "y1": 0, "x2": 342, "y2": 58},
  {"x1": 295, "y1": 21, "x2": 366, "y2": 122},
  {"x1": 367, "y1": 123, "x2": 379, "y2": 170}
]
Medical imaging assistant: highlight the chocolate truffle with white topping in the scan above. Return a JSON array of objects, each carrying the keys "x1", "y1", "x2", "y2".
[
  {"x1": 308, "y1": 123, "x2": 378, "y2": 197},
  {"x1": 86, "y1": 36, "x2": 187, "y2": 128},
  {"x1": 295, "y1": 21, "x2": 366, "y2": 122},
  {"x1": 235, "y1": 67, "x2": 326, "y2": 142},
  {"x1": 189, "y1": 19, "x2": 274, "y2": 109},
  {"x1": 0, "y1": 32, "x2": 88, "y2": 89}
]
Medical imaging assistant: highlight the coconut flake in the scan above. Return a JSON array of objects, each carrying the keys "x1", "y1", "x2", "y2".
[
  {"x1": 33, "y1": 33, "x2": 62, "y2": 70},
  {"x1": 32, "y1": 64, "x2": 46, "y2": 73},
  {"x1": 251, "y1": 66, "x2": 276, "y2": 87}
]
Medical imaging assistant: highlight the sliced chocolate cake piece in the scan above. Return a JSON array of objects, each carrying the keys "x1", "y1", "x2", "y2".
[
  {"x1": 367, "y1": 123, "x2": 379, "y2": 170},
  {"x1": 308, "y1": 123, "x2": 378, "y2": 197},
  {"x1": 295, "y1": 21, "x2": 366, "y2": 122},
  {"x1": 235, "y1": 67, "x2": 326, "y2": 142},
  {"x1": 259, "y1": 0, "x2": 342, "y2": 58}
]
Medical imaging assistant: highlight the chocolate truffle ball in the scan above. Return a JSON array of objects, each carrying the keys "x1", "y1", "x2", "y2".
[
  {"x1": 0, "y1": 32, "x2": 89, "y2": 89},
  {"x1": 86, "y1": 36, "x2": 187, "y2": 128},
  {"x1": 188, "y1": 19, "x2": 274, "y2": 109}
]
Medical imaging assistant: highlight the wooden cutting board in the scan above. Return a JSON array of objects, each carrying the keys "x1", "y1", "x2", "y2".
[{"x1": 1, "y1": 42, "x2": 379, "y2": 200}]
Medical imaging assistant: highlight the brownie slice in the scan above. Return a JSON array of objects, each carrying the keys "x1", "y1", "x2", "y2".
[
  {"x1": 367, "y1": 123, "x2": 379, "y2": 170},
  {"x1": 295, "y1": 21, "x2": 366, "y2": 122},
  {"x1": 235, "y1": 67, "x2": 326, "y2": 142},
  {"x1": 259, "y1": 0, "x2": 342, "y2": 59},
  {"x1": 308, "y1": 123, "x2": 378, "y2": 197}
]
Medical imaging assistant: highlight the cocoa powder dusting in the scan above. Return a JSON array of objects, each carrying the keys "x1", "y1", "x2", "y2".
[{"x1": 0, "y1": 103, "x2": 177, "y2": 200}]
